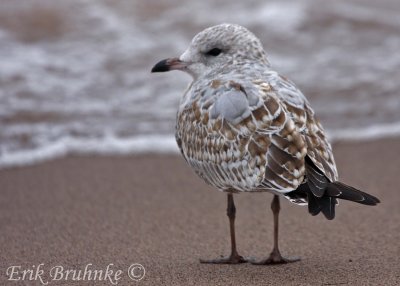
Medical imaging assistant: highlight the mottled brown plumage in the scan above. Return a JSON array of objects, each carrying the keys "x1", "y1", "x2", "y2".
[{"x1": 175, "y1": 78, "x2": 332, "y2": 196}]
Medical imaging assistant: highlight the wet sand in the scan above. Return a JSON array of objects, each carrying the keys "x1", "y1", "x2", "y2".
[{"x1": 1, "y1": 138, "x2": 399, "y2": 285}]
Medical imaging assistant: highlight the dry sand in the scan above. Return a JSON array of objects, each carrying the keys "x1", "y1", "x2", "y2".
[{"x1": 1, "y1": 138, "x2": 399, "y2": 285}]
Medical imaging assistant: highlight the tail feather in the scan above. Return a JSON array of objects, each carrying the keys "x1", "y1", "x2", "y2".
[
  {"x1": 286, "y1": 156, "x2": 380, "y2": 220},
  {"x1": 319, "y1": 196, "x2": 336, "y2": 220},
  {"x1": 307, "y1": 191, "x2": 322, "y2": 216}
]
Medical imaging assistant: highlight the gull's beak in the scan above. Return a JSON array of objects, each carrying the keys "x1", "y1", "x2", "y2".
[{"x1": 151, "y1": 57, "x2": 187, "y2": 73}]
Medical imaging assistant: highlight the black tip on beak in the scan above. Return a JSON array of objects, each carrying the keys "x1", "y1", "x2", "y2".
[
  {"x1": 151, "y1": 57, "x2": 186, "y2": 73},
  {"x1": 151, "y1": 59, "x2": 170, "y2": 73}
]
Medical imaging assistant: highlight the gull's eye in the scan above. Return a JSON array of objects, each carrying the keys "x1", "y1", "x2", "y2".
[{"x1": 205, "y1": 48, "x2": 222, "y2": 56}]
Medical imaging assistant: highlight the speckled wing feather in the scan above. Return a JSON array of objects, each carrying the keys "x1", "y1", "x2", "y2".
[
  {"x1": 271, "y1": 74, "x2": 339, "y2": 183},
  {"x1": 175, "y1": 72, "x2": 336, "y2": 194}
]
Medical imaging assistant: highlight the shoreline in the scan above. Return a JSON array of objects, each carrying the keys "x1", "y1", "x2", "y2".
[
  {"x1": 2, "y1": 126, "x2": 400, "y2": 170},
  {"x1": 1, "y1": 138, "x2": 399, "y2": 285}
]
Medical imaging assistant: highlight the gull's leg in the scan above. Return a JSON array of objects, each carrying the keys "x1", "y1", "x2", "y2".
[
  {"x1": 251, "y1": 195, "x2": 300, "y2": 265},
  {"x1": 200, "y1": 193, "x2": 247, "y2": 264}
]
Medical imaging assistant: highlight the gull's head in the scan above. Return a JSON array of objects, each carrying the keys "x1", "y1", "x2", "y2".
[{"x1": 151, "y1": 23, "x2": 269, "y2": 79}]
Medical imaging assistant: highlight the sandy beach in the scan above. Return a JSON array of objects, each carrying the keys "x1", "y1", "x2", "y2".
[{"x1": 1, "y1": 138, "x2": 399, "y2": 285}]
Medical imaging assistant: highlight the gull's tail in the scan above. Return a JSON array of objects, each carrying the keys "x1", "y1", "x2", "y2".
[{"x1": 286, "y1": 156, "x2": 380, "y2": 220}]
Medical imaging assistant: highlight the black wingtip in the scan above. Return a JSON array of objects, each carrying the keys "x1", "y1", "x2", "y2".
[{"x1": 327, "y1": 182, "x2": 380, "y2": 206}]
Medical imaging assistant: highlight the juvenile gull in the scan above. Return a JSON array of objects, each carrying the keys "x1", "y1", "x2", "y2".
[{"x1": 151, "y1": 23, "x2": 380, "y2": 264}]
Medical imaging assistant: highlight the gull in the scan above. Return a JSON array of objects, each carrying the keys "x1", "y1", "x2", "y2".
[{"x1": 151, "y1": 23, "x2": 380, "y2": 264}]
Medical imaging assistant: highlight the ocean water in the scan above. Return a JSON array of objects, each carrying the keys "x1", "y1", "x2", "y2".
[{"x1": 0, "y1": 0, "x2": 400, "y2": 168}]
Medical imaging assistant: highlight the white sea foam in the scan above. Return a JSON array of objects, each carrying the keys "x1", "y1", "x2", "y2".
[
  {"x1": 1, "y1": 123, "x2": 400, "y2": 169},
  {"x1": 0, "y1": 134, "x2": 179, "y2": 169},
  {"x1": 327, "y1": 122, "x2": 400, "y2": 142}
]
